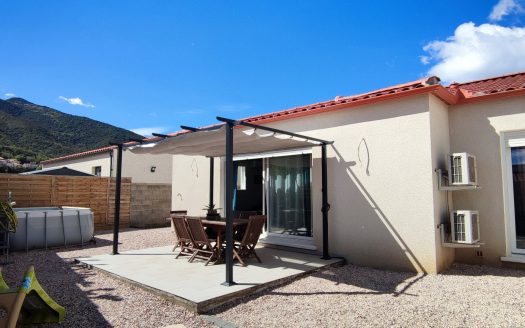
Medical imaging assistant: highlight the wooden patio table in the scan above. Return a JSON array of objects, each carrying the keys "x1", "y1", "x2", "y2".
[{"x1": 200, "y1": 218, "x2": 248, "y2": 262}]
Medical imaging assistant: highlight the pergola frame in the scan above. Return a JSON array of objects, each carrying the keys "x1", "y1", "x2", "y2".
[{"x1": 110, "y1": 116, "x2": 333, "y2": 286}]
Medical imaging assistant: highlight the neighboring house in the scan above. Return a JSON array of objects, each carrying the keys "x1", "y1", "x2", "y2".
[
  {"x1": 163, "y1": 71, "x2": 525, "y2": 273},
  {"x1": 41, "y1": 146, "x2": 173, "y2": 184}
]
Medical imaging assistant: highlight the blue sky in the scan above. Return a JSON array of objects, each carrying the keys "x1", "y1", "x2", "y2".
[{"x1": 1, "y1": 1, "x2": 524, "y2": 136}]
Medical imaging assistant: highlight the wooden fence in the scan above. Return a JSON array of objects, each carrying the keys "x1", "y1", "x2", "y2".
[{"x1": 0, "y1": 174, "x2": 131, "y2": 228}]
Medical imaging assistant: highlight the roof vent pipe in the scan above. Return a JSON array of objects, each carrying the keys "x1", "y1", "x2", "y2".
[{"x1": 425, "y1": 76, "x2": 441, "y2": 86}]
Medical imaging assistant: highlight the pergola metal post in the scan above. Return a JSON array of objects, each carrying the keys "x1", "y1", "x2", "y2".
[
  {"x1": 321, "y1": 143, "x2": 331, "y2": 260},
  {"x1": 222, "y1": 122, "x2": 235, "y2": 286},
  {"x1": 112, "y1": 144, "x2": 123, "y2": 255},
  {"x1": 209, "y1": 157, "x2": 214, "y2": 206}
]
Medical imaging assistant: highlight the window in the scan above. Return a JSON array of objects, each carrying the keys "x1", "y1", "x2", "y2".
[
  {"x1": 92, "y1": 166, "x2": 102, "y2": 176},
  {"x1": 502, "y1": 132, "x2": 525, "y2": 255},
  {"x1": 236, "y1": 165, "x2": 247, "y2": 190}
]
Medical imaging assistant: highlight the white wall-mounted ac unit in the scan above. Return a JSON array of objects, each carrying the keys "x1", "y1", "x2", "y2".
[
  {"x1": 450, "y1": 210, "x2": 480, "y2": 244},
  {"x1": 448, "y1": 152, "x2": 477, "y2": 186}
]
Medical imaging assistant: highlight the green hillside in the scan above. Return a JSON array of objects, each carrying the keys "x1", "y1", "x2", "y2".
[{"x1": 0, "y1": 97, "x2": 143, "y2": 163}]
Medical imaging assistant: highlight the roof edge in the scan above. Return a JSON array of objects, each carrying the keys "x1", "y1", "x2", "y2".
[
  {"x1": 431, "y1": 85, "x2": 459, "y2": 105},
  {"x1": 42, "y1": 146, "x2": 115, "y2": 165},
  {"x1": 242, "y1": 84, "x2": 444, "y2": 126}
]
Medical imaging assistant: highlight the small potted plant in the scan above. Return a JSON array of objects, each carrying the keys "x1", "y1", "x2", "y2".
[{"x1": 203, "y1": 203, "x2": 221, "y2": 220}]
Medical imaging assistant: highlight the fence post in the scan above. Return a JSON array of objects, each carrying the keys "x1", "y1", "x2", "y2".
[
  {"x1": 51, "y1": 176, "x2": 55, "y2": 206},
  {"x1": 102, "y1": 178, "x2": 107, "y2": 226}
]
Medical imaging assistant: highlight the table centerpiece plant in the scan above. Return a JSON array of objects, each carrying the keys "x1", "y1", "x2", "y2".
[{"x1": 203, "y1": 203, "x2": 221, "y2": 220}]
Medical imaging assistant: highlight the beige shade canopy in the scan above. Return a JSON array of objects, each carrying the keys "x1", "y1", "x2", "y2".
[{"x1": 129, "y1": 124, "x2": 322, "y2": 157}]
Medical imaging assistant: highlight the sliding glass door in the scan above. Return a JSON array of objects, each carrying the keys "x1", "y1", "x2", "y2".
[
  {"x1": 266, "y1": 154, "x2": 312, "y2": 237},
  {"x1": 233, "y1": 150, "x2": 314, "y2": 248}
]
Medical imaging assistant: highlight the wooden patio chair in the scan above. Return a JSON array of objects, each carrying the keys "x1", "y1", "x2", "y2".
[
  {"x1": 233, "y1": 210, "x2": 257, "y2": 220},
  {"x1": 233, "y1": 215, "x2": 266, "y2": 266},
  {"x1": 185, "y1": 217, "x2": 217, "y2": 265},
  {"x1": 171, "y1": 216, "x2": 195, "y2": 259},
  {"x1": 169, "y1": 211, "x2": 188, "y2": 241},
  {"x1": 170, "y1": 212, "x2": 188, "y2": 251},
  {"x1": 233, "y1": 211, "x2": 257, "y2": 240}
]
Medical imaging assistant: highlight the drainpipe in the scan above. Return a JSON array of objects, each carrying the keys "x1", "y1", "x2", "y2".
[{"x1": 109, "y1": 148, "x2": 114, "y2": 178}]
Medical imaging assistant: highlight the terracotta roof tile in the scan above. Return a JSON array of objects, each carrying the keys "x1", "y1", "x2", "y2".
[
  {"x1": 41, "y1": 146, "x2": 116, "y2": 164},
  {"x1": 450, "y1": 71, "x2": 525, "y2": 101},
  {"x1": 243, "y1": 77, "x2": 442, "y2": 124}
]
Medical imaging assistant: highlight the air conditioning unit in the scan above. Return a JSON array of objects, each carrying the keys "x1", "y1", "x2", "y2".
[
  {"x1": 450, "y1": 210, "x2": 480, "y2": 244},
  {"x1": 448, "y1": 153, "x2": 477, "y2": 185}
]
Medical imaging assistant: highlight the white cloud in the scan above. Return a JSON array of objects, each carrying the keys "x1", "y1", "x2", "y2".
[
  {"x1": 4, "y1": 93, "x2": 16, "y2": 98},
  {"x1": 217, "y1": 104, "x2": 252, "y2": 112},
  {"x1": 421, "y1": 22, "x2": 525, "y2": 83},
  {"x1": 420, "y1": 56, "x2": 430, "y2": 65},
  {"x1": 58, "y1": 96, "x2": 95, "y2": 108},
  {"x1": 131, "y1": 127, "x2": 169, "y2": 137},
  {"x1": 489, "y1": 0, "x2": 523, "y2": 21}
]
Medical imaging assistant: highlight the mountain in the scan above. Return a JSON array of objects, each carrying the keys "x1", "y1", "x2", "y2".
[{"x1": 0, "y1": 97, "x2": 143, "y2": 162}]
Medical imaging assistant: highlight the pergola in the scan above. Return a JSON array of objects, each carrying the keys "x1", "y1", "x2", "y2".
[{"x1": 111, "y1": 116, "x2": 333, "y2": 286}]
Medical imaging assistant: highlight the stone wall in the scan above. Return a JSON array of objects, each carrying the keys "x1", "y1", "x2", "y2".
[{"x1": 130, "y1": 183, "x2": 172, "y2": 228}]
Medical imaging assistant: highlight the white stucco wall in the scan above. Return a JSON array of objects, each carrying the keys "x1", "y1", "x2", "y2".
[
  {"x1": 449, "y1": 95, "x2": 525, "y2": 266},
  {"x1": 171, "y1": 155, "x2": 222, "y2": 215},
  {"x1": 121, "y1": 150, "x2": 173, "y2": 184},
  {"x1": 428, "y1": 94, "x2": 455, "y2": 271}
]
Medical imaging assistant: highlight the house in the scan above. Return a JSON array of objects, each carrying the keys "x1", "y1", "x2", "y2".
[
  {"x1": 136, "y1": 71, "x2": 523, "y2": 274},
  {"x1": 50, "y1": 71, "x2": 525, "y2": 273},
  {"x1": 41, "y1": 146, "x2": 173, "y2": 184}
]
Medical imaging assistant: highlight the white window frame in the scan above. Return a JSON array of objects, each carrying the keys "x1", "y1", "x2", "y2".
[
  {"x1": 500, "y1": 130, "x2": 525, "y2": 256},
  {"x1": 233, "y1": 147, "x2": 312, "y2": 161}
]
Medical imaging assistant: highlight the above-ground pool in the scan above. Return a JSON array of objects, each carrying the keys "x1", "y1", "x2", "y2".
[{"x1": 11, "y1": 207, "x2": 94, "y2": 251}]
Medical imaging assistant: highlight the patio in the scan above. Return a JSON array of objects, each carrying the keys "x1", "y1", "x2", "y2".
[
  {"x1": 78, "y1": 244, "x2": 343, "y2": 313},
  {"x1": 110, "y1": 117, "x2": 335, "y2": 288}
]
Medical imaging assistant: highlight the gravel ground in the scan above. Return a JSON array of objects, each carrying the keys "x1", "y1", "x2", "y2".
[
  {"x1": 3, "y1": 227, "x2": 525, "y2": 328},
  {"x1": 212, "y1": 262, "x2": 525, "y2": 328},
  {"x1": 2, "y1": 227, "x2": 210, "y2": 328}
]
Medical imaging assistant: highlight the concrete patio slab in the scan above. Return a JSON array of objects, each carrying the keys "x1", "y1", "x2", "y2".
[{"x1": 78, "y1": 246, "x2": 342, "y2": 313}]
